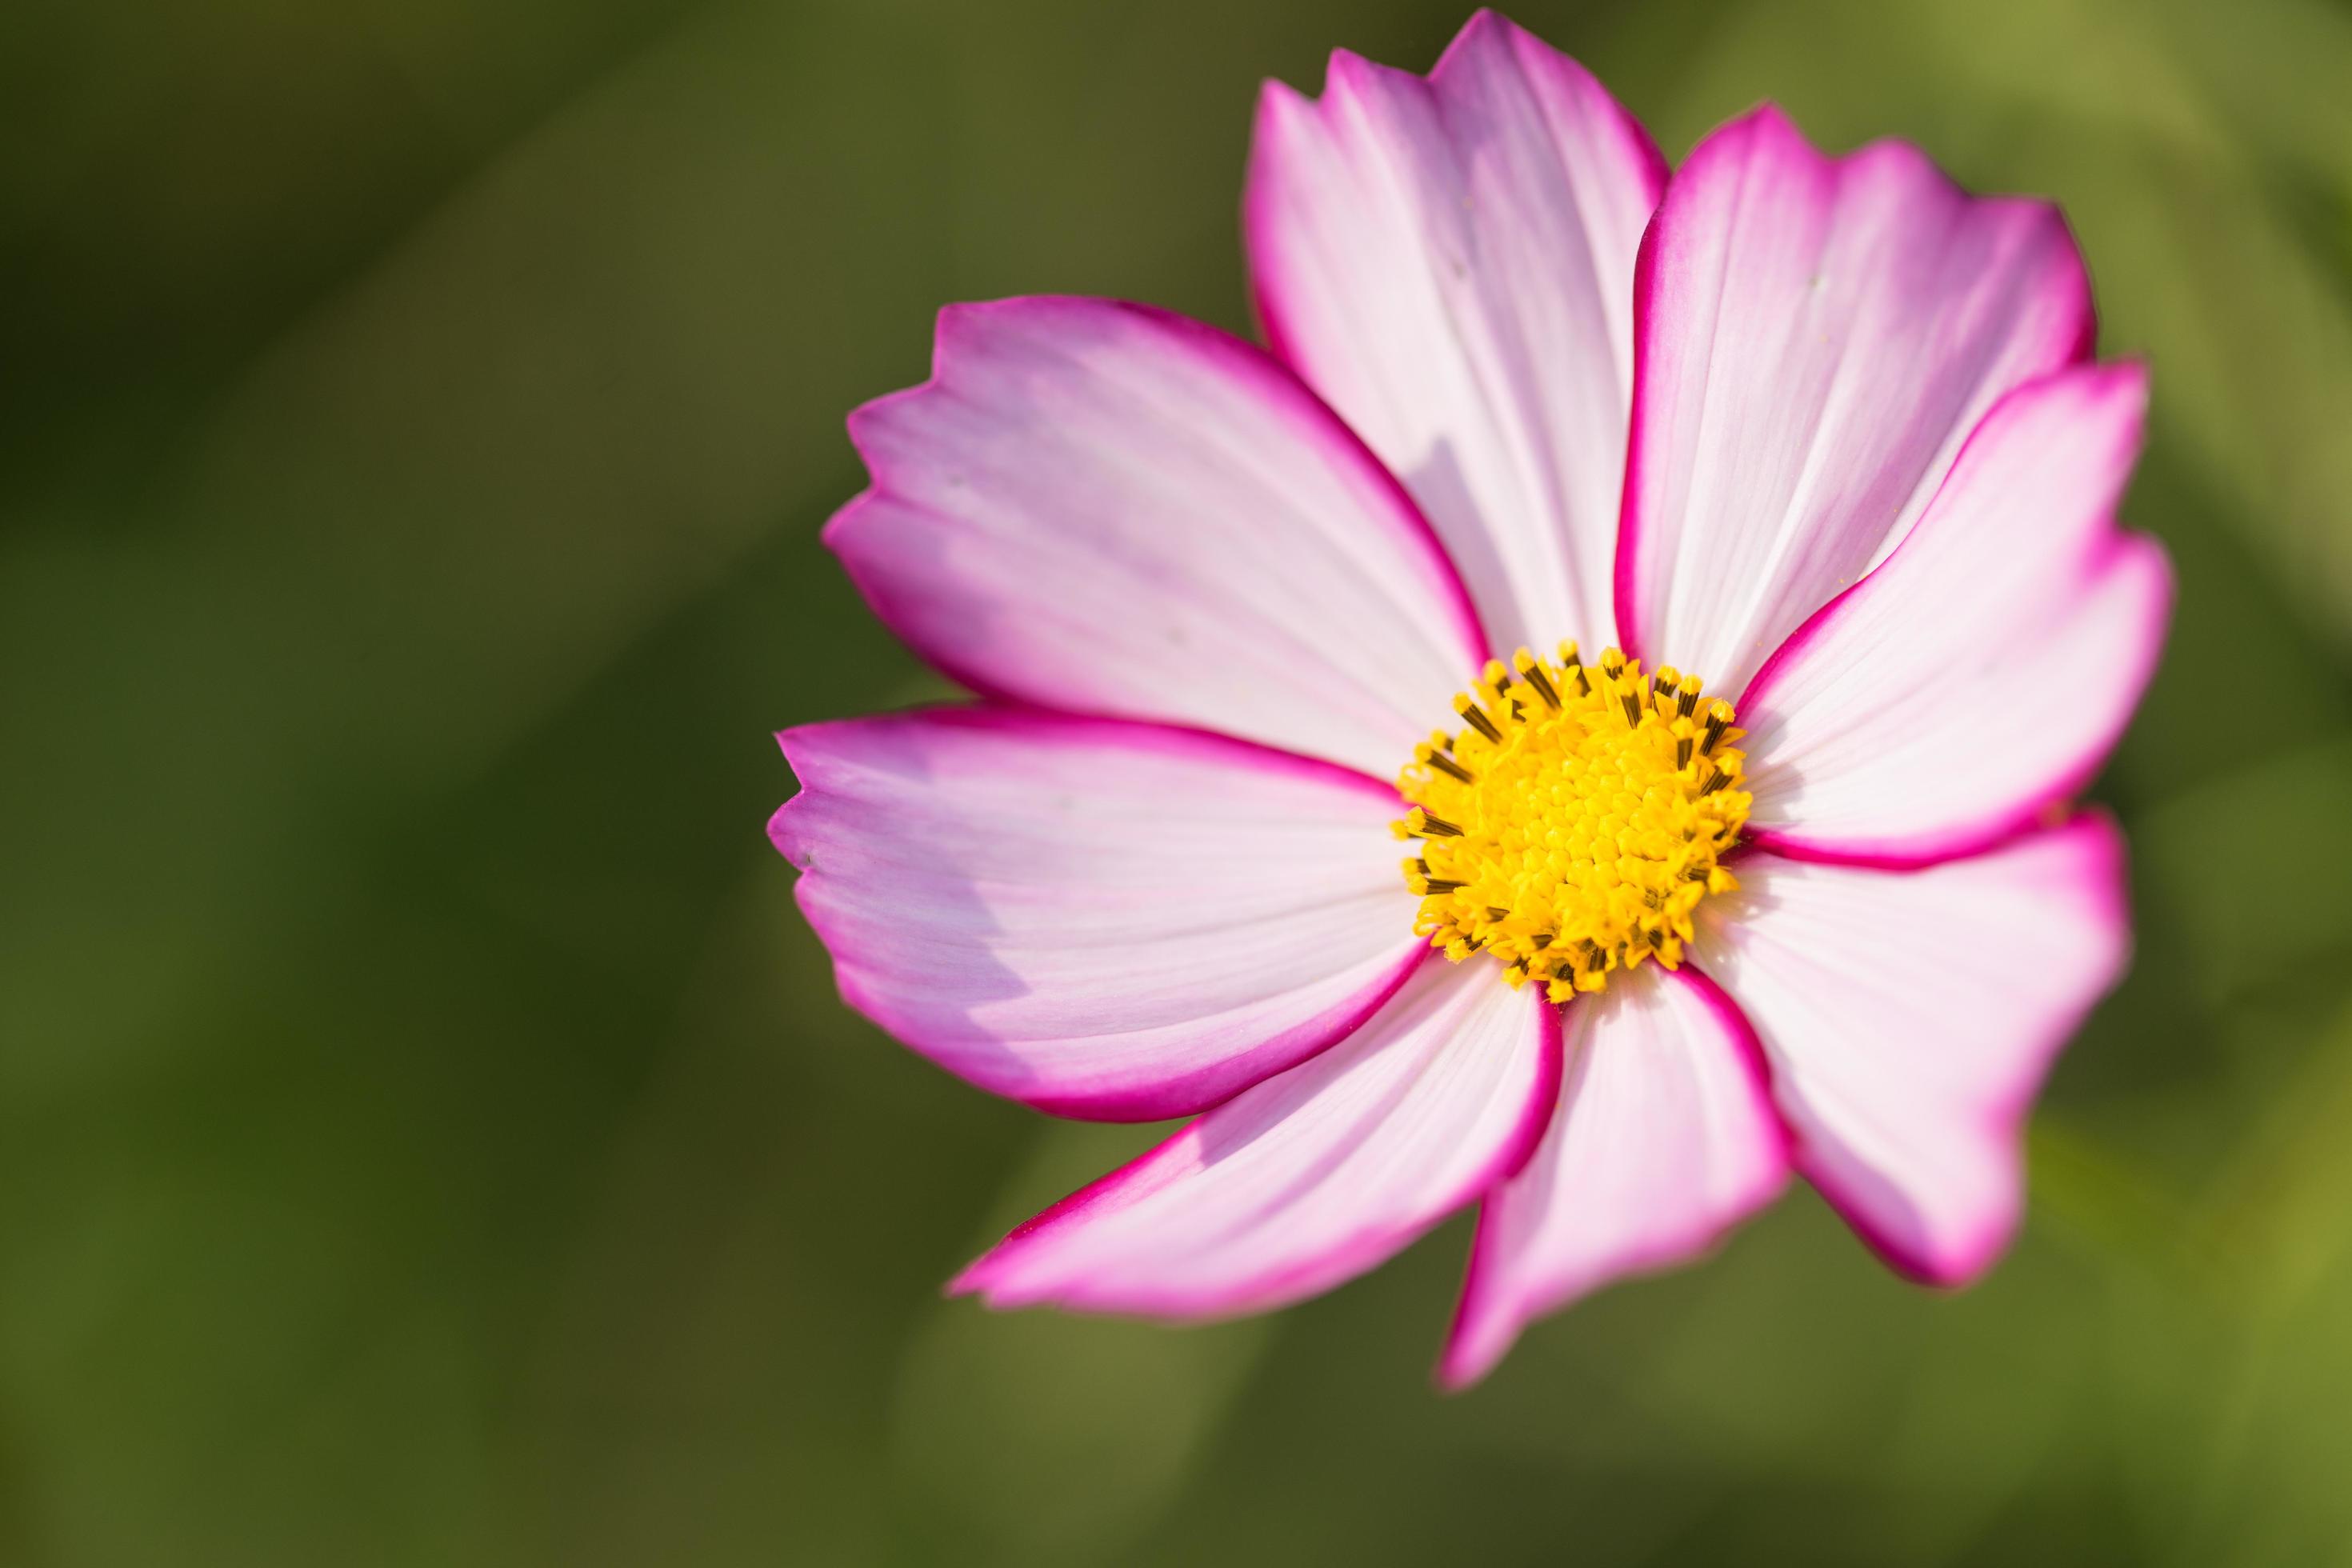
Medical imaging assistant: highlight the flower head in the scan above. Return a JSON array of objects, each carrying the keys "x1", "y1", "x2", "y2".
[
  {"x1": 771, "y1": 10, "x2": 2171, "y2": 1386},
  {"x1": 1398, "y1": 645, "x2": 1749, "y2": 994}
]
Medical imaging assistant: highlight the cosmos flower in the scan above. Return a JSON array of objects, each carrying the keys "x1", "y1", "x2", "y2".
[{"x1": 770, "y1": 10, "x2": 2171, "y2": 1385}]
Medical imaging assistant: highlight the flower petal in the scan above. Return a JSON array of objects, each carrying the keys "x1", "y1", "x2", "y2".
[
  {"x1": 952, "y1": 956, "x2": 1561, "y2": 1319},
  {"x1": 1616, "y1": 104, "x2": 2096, "y2": 696},
  {"x1": 1439, "y1": 964, "x2": 1790, "y2": 1388},
  {"x1": 830, "y1": 296, "x2": 1486, "y2": 776},
  {"x1": 1741, "y1": 364, "x2": 2174, "y2": 865},
  {"x1": 1245, "y1": 10, "x2": 1665, "y2": 655},
  {"x1": 773, "y1": 709, "x2": 1426, "y2": 1121},
  {"x1": 1693, "y1": 820, "x2": 2130, "y2": 1283}
]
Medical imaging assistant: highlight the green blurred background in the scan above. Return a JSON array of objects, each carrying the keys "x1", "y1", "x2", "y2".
[{"x1": 5, "y1": 0, "x2": 2351, "y2": 1561}]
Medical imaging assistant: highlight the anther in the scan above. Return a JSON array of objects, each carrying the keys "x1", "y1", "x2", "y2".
[
  {"x1": 1558, "y1": 640, "x2": 1590, "y2": 695},
  {"x1": 1512, "y1": 649, "x2": 1560, "y2": 710},
  {"x1": 1621, "y1": 691, "x2": 1644, "y2": 728},
  {"x1": 1701, "y1": 701, "x2": 1733, "y2": 754},
  {"x1": 1454, "y1": 695, "x2": 1503, "y2": 746},
  {"x1": 1415, "y1": 742, "x2": 1473, "y2": 784},
  {"x1": 1677, "y1": 675, "x2": 1703, "y2": 718},
  {"x1": 1406, "y1": 808, "x2": 1463, "y2": 838}
]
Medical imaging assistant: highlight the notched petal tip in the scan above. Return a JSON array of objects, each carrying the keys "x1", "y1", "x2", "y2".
[
  {"x1": 1246, "y1": 8, "x2": 1662, "y2": 658},
  {"x1": 945, "y1": 964, "x2": 1557, "y2": 1325},
  {"x1": 1698, "y1": 822, "x2": 2129, "y2": 1287},
  {"x1": 774, "y1": 710, "x2": 1434, "y2": 1122},
  {"x1": 1430, "y1": 969, "x2": 1792, "y2": 1386},
  {"x1": 1620, "y1": 86, "x2": 2102, "y2": 695},
  {"x1": 814, "y1": 292, "x2": 1490, "y2": 772},
  {"x1": 1735, "y1": 360, "x2": 2170, "y2": 867}
]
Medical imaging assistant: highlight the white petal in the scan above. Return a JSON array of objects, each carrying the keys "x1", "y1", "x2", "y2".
[
  {"x1": 1441, "y1": 965, "x2": 1790, "y2": 1386},
  {"x1": 954, "y1": 957, "x2": 1560, "y2": 1318},
  {"x1": 1742, "y1": 365, "x2": 2173, "y2": 863},
  {"x1": 774, "y1": 710, "x2": 1424, "y2": 1120},
  {"x1": 1694, "y1": 822, "x2": 2130, "y2": 1282},
  {"x1": 1246, "y1": 12, "x2": 1664, "y2": 654},
  {"x1": 1618, "y1": 106, "x2": 2095, "y2": 695},
  {"x1": 831, "y1": 297, "x2": 1486, "y2": 776}
]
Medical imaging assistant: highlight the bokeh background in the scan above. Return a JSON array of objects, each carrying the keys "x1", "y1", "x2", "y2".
[{"x1": 6, "y1": 0, "x2": 2352, "y2": 1561}]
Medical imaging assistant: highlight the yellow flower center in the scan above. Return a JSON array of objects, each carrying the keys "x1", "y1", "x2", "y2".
[{"x1": 1395, "y1": 644, "x2": 1751, "y2": 1002}]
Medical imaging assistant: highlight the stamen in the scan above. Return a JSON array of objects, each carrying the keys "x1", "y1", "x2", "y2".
[
  {"x1": 1701, "y1": 699, "x2": 1734, "y2": 755},
  {"x1": 1558, "y1": 640, "x2": 1590, "y2": 695},
  {"x1": 1512, "y1": 649, "x2": 1560, "y2": 710},
  {"x1": 1415, "y1": 742, "x2": 1473, "y2": 784},
  {"x1": 1453, "y1": 695, "x2": 1503, "y2": 746}
]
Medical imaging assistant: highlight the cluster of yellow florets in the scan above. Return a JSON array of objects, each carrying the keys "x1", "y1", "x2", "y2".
[{"x1": 1395, "y1": 644, "x2": 1750, "y2": 1001}]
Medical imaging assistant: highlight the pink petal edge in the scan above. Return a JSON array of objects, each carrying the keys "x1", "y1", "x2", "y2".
[
  {"x1": 1736, "y1": 362, "x2": 2174, "y2": 867},
  {"x1": 1437, "y1": 965, "x2": 1790, "y2": 1389},
  {"x1": 773, "y1": 706, "x2": 1427, "y2": 1122},
  {"x1": 1699, "y1": 814, "x2": 2131, "y2": 1286},
  {"x1": 1613, "y1": 102, "x2": 2097, "y2": 694},
  {"x1": 1246, "y1": 11, "x2": 1663, "y2": 657},
  {"x1": 950, "y1": 955, "x2": 1566, "y2": 1321},
  {"x1": 827, "y1": 295, "x2": 1490, "y2": 777}
]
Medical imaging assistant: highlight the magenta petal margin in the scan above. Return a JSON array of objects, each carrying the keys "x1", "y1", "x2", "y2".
[
  {"x1": 1442, "y1": 964, "x2": 1790, "y2": 1387},
  {"x1": 826, "y1": 295, "x2": 1488, "y2": 778},
  {"x1": 1246, "y1": 10, "x2": 1663, "y2": 656},
  {"x1": 951, "y1": 956, "x2": 1562, "y2": 1320},
  {"x1": 1694, "y1": 817, "x2": 2130, "y2": 1283},
  {"x1": 773, "y1": 709, "x2": 1427, "y2": 1121},
  {"x1": 1614, "y1": 102, "x2": 2096, "y2": 697},
  {"x1": 1736, "y1": 364, "x2": 2174, "y2": 866}
]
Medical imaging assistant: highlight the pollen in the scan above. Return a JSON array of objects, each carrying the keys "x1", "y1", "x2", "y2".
[{"x1": 1394, "y1": 644, "x2": 1750, "y2": 1002}]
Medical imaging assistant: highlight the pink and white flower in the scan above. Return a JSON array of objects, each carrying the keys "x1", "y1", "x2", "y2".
[{"x1": 770, "y1": 10, "x2": 2171, "y2": 1386}]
